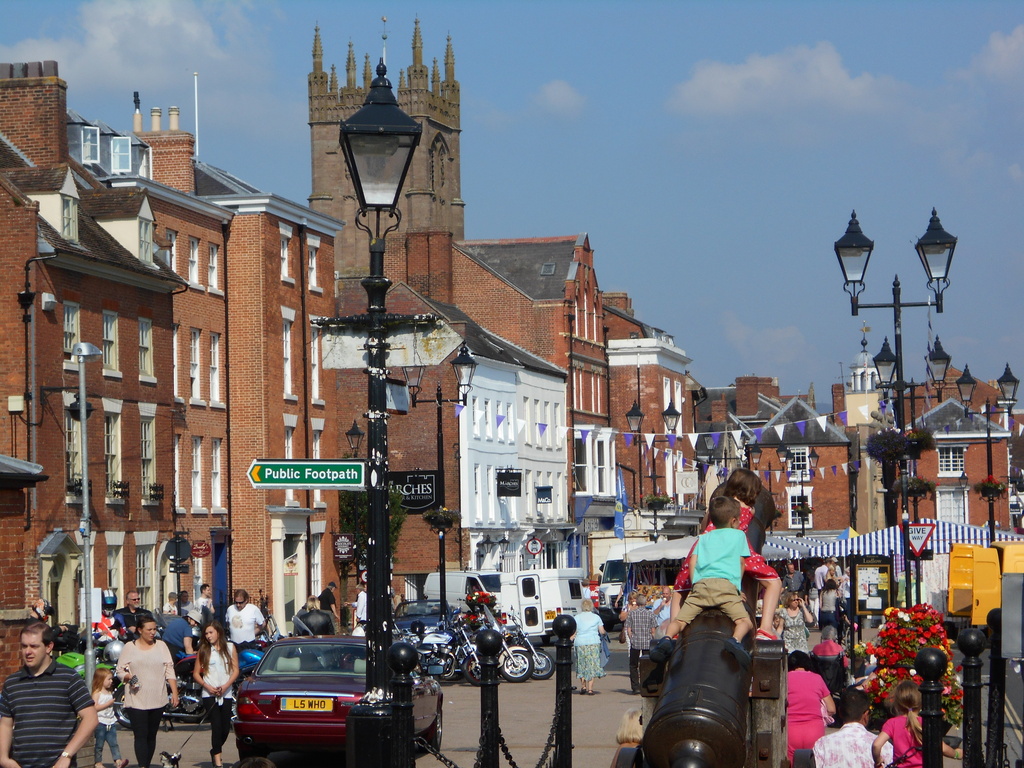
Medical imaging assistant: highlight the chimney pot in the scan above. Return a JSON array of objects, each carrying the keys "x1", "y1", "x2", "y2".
[
  {"x1": 150, "y1": 107, "x2": 162, "y2": 132},
  {"x1": 168, "y1": 106, "x2": 180, "y2": 131}
]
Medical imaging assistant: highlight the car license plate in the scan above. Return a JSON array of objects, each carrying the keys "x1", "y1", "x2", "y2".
[
  {"x1": 281, "y1": 698, "x2": 332, "y2": 711},
  {"x1": 545, "y1": 610, "x2": 556, "y2": 620}
]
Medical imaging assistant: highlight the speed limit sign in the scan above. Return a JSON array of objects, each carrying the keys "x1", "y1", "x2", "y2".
[{"x1": 525, "y1": 537, "x2": 544, "y2": 556}]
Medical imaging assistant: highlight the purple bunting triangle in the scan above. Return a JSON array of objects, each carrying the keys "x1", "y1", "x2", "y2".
[
  {"x1": 796, "y1": 421, "x2": 807, "y2": 436},
  {"x1": 754, "y1": 428, "x2": 763, "y2": 441},
  {"x1": 455, "y1": 404, "x2": 465, "y2": 417},
  {"x1": 711, "y1": 433, "x2": 721, "y2": 447},
  {"x1": 579, "y1": 428, "x2": 590, "y2": 443},
  {"x1": 538, "y1": 423, "x2": 548, "y2": 436},
  {"x1": 831, "y1": 465, "x2": 837, "y2": 476},
  {"x1": 624, "y1": 433, "x2": 634, "y2": 447},
  {"x1": 496, "y1": 414, "x2": 505, "y2": 428},
  {"x1": 838, "y1": 411, "x2": 848, "y2": 426},
  {"x1": 667, "y1": 434, "x2": 677, "y2": 449}
]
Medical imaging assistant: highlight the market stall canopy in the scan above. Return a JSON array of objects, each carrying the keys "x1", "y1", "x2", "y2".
[
  {"x1": 625, "y1": 537, "x2": 698, "y2": 562},
  {"x1": 805, "y1": 519, "x2": 1024, "y2": 558}
]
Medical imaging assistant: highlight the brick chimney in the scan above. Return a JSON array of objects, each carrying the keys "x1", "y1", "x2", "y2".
[
  {"x1": 832, "y1": 383, "x2": 846, "y2": 418},
  {"x1": 603, "y1": 292, "x2": 633, "y2": 315},
  {"x1": 0, "y1": 61, "x2": 67, "y2": 167},
  {"x1": 735, "y1": 376, "x2": 763, "y2": 417},
  {"x1": 711, "y1": 395, "x2": 729, "y2": 424},
  {"x1": 398, "y1": 231, "x2": 454, "y2": 303},
  {"x1": 138, "y1": 105, "x2": 195, "y2": 194}
]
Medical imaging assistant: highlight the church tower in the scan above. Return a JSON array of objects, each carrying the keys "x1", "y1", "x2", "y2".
[{"x1": 308, "y1": 20, "x2": 464, "y2": 277}]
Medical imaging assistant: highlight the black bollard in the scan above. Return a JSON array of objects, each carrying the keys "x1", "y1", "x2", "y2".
[
  {"x1": 643, "y1": 610, "x2": 752, "y2": 768},
  {"x1": 916, "y1": 647, "x2": 947, "y2": 768},
  {"x1": 477, "y1": 628, "x2": 503, "y2": 768},
  {"x1": 957, "y1": 628, "x2": 986, "y2": 768},
  {"x1": 387, "y1": 641, "x2": 419, "y2": 768},
  {"x1": 553, "y1": 614, "x2": 576, "y2": 768},
  {"x1": 984, "y1": 608, "x2": 1004, "y2": 768}
]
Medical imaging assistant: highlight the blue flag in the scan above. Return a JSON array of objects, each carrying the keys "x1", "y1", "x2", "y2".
[{"x1": 614, "y1": 468, "x2": 628, "y2": 539}]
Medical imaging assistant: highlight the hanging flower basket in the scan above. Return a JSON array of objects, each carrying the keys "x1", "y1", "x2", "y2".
[
  {"x1": 423, "y1": 507, "x2": 460, "y2": 531},
  {"x1": 904, "y1": 477, "x2": 936, "y2": 498},
  {"x1": 866, "y1": 429, "x2": 909, "y2": 463},
  {"x1": 645, "y1": 494, "x2": 672, "y2": 511},
  {"x1": 905, "y1": 429, "x2": 936, "y2": 456},
  {"x1": 973, "y1": 475, "x2": 1007, "y2": 500}
]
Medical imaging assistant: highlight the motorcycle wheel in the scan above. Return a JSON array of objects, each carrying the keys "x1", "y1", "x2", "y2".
[
  {"x1": 436, "y1": 652, "x2": 461, "y2": 683},
  {"x1": 460, "y1": 656, "x2": 484, "y2": 686},
  {"x1": 113, "y1": 686, "x2": 130, "y2": 728},
  {"x1": 500, "y1": 648, "x2": 535, "y2": 683},
  {"x1": 530, "y1": 649, "x2": 555, "y2": 680}
]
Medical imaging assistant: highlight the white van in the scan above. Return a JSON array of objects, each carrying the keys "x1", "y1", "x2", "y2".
[{"x1": 423, "y1": 568, "x2": 586, "y2": 641}]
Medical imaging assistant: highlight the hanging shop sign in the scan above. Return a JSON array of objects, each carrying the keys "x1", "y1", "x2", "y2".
[{"x1": 496, "y1": 470, "x2": 522, "y2": 497}]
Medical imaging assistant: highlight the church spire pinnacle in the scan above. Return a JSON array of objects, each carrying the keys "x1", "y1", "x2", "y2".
[
  {"x1": 431, "y1": 57, "x2": 440, "y2": 94},
  {"x1": 312, "y1": 25, "x2": 322, "y2": 73},
  {"x1": 346, "y1": 40, "x2": 356, "y2": 89},
  {"x1": 363, "y1": 53, "x2": 372, "y2": 90},
  {"x1": 329, "y1": 63, "x2": 337, "y2": 94},
  {"x1": 412, "y1": 17, "x2": 423, "y2": 68},
  {"x1": 445, "y1": 34, "x2": 455, "y2": 81}
]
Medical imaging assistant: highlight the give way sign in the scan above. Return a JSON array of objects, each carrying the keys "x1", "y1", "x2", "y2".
[{"x1": 906, "y1": 523, "x2": 936, "y2": 556}]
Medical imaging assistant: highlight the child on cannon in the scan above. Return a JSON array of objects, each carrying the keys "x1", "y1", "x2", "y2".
[{"x1": 652, "y1": 496, "x2": 753, "y2": 668}]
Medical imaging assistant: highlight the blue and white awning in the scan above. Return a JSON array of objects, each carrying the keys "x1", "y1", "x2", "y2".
[{"x1": 804, "y1": 519, "x2": 1024, "y2": 558}]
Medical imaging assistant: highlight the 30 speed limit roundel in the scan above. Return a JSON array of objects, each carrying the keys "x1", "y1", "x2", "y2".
[{"x1": 525, "y1": 537, "x2": 544, "y2": 556}]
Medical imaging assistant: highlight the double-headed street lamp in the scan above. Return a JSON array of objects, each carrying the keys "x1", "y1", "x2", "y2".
[
  {"x1": 624, "y1": 399, "x2": 681, "y2": 539},
  {"x1": 951, "y1": 364, "x2": 1019, "y2": 541},
  {"x1": 326, "y1": 58, "x2": 421, "y2": 768},
  {"x1": 835, "y1": 209, "x2": 957, "y2": 608},
  {"x1": 777, "y1": 444, "x2": 818, "y2": 537},
  {"x1": 405, "y1": 343, "x2": 477, "y2": 621}
]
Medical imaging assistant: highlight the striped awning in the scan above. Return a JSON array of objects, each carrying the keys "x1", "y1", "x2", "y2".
[
  {"x1": 804, "y1": 519, "x2": 1024, "y2": 558},
  {"x1": 761, "y1": 532, "x2": 841, "y2": 560}
]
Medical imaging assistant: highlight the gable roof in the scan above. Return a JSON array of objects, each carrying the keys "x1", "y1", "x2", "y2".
[
  {"x1": 456, "y1": 235, "x2": 582, "y2": 301},
  {"x1": 80, "y1": 186, "x2": 147, "y2": 219},
  {"x1": 194, "y1": 159, "x2": 263, "y2": 196},
  {"x1": 759, "y1": 397, "x2": 850, "y2": 445},
  {"x1": 918, "y1": 398, "x2": 1004, "y2": 437},
  {"x1": 3, "y1": 165, "x2": 69, "y2": 193},
  {"x1": 0, "y1": 131, "x2": 30, "y2": 170}
]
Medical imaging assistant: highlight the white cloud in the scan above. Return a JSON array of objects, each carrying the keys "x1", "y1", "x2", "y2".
[
  {"x1": 720, "y1": 311, "x2": 812, "y2": 376},
  {"x1": 963, "y1": 25, "x2": 1024, "y2": 84},
  {"x1": 666, "y1": 41, "x2": 904, "y2": 118},
  {"x1": 532, "y1": 79, "x2": 586, "y2": 120}
]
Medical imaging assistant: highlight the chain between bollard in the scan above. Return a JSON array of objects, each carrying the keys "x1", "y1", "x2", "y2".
[
  {"x1": 493, "y1": 674, "x2": 563, "y2": 768},
  {"x1": 413, "y1": 736, "x2": 464, "y2": 768}
]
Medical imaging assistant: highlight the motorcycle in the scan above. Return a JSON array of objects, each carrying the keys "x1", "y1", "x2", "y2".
[{"x1": 502, "y1": 609, "x2": 555, "y2": 681}]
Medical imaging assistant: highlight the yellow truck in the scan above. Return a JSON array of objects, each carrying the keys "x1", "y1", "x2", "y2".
[{"x1": 947, "y1": 541, "x2": 1024, "y2": 625}]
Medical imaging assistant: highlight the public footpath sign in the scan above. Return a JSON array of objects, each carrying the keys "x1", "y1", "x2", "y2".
[
  {"x1": 247, "y1": 459, "x2": 366, "y2": 490},
  {"x1": 906, "y1": 522, "x2": 936, "y2": 557}
]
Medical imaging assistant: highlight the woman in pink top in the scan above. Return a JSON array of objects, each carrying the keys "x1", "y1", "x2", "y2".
[
  {"x1": 116, "y1": 617, "x2": 179, "y2": 768},
  {"x1": 785, "y1": 651, "x2": 835, "y2": 761},
  {"x1": 871, "y1": 681, "x2": 961, "y2": 768}
]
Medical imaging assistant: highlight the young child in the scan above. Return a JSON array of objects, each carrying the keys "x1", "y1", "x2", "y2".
[
  {"x1": 669, "y1": 469, "x2": 782, "y2": 640},
  {"x1": 660, "y1": 496, "x2": 754, "y2": 667},
  {"x1": 91, "y1": 668, "x2": 128, "y2": 768},
  {"x1": 871, "y1": 680, "x2": 962, "y2": 768}
]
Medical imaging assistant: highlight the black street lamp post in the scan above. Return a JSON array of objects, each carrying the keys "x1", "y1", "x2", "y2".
[
  {"x1": 778, "y1": 444, "x2": 818, "y2": 537},
  {"x1": 405, "y1": 343, "x2": 477, "y2": 620},
  {"x1": 625, "y1": 400, "x2": 681, "y2": 539},
  {"x1": 955, "y1": 364, "x2": 1019, "y2": 541},
  {"x1": 325, "y1": 58, "x2": 421, "y2": 768},
  {"x1": 835, "y1": 209, "x2": 957, "y2": 608}
]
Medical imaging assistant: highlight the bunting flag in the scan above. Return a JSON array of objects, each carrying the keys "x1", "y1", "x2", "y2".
[
  {"x1": 831, "y1": 465, "x2": 838, "y2": 476},
  {"x1": 754, "y1": 427, "x2": 763, "y2": 441},
  {"x1": 496, "y1": 414, "x2": 505, "y2": 429},
  {"x1": 578, "y1": 427, "x2": 589, "y2": 443},
  {"x1": 624, "y1": 433, "x2": 634, "y2": 447},
  {"x1": 516, "y1": 418, "x2": 526, "y2": 436},
  {"x1": 538, "y1": 423, "x2": 548, "y2": 437},
  {"x1": 838, "y1": 411, "x2": 848, "y2": 426},
  {"x1": 775, "y1": 424, "x2": 786, "y2": 439},
  {"x1": 859, "y1": 405, "x2": 870, "y2": 419},
  {"x1": 796, "y1": 421, "x2": 807, "y2": 436},
  {"x1": 816, "y1": 416, "x2": 828, "y2": 432},
  {"x1": 644, "y1": 433, "x2": 656, "y2": 450},
  {"x1": 687, "y1": 433, "x2": 698, "y2": 449},
  {"x1": 667, "y1": 434, "x2": 677, "y2": 449},
  {"x1": 455, "y1": 404, "x2": 465, "y2": 417}
]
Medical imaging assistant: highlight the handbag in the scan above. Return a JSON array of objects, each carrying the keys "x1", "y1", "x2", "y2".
[{"x1": 599, "y1": 634, "x2": 611, "y2": 667}]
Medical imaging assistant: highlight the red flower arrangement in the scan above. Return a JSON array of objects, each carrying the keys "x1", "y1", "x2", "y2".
[
  {"x1": 465, "y1": 590, "x2": 496, "y2": 609},
  {"x1": 862, "y1": 604, "x2": 963, "y2": 726}
]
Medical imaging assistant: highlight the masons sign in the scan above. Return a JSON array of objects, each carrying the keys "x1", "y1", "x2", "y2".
[{"x1": 247, "y1": 459, "x2": 365, "y2": 490}]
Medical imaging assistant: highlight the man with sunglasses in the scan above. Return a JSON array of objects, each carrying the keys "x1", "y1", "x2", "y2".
[
  {"x1": 225, "y1": 589, "x2": 265, "y2": 648},
  {"x1": 112, "y1": 591, "x2": 153, "y2": 640}
]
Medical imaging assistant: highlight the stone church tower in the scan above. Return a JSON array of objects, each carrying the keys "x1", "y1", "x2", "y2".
[{"x1": 308, "y1": 20, "x2": 464, "y2": 277}]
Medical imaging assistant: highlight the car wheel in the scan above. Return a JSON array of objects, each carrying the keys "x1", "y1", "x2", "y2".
[
  {"x1": 429, "y1": 705, "x2": 443, "y2": 752},
  {"x1": 531, "y1": 650, "x2": 555, "y2": 680},
  {"x1": 499, "y1": 648, "x2": 535, "y2": 683}
]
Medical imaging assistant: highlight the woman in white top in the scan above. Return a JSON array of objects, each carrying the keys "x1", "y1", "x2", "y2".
[{"x1": 193, "y1": 621, "x2": 238, "y2": 768}]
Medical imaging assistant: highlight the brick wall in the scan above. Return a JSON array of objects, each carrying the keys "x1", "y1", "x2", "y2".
[
  {"x1": 0, "y1": 62, "x2": 67, "y2": 168},
  {"x1": 141, "y1": 131, "x2": 196, "y2": 194}
]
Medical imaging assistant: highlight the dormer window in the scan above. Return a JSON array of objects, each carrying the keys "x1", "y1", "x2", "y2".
[
  {"x1": 111, "y1": 136, "x2": 131, "y2": 174},
  {"x1": 139, "y1": 218, "x2": 154, "y2": 264},
  {"x1": 61, "y1": 195, "x2": 78, "y2": 242},
  {"x1": 81, "y1": 126, "x2": 100, "y2": 164}
]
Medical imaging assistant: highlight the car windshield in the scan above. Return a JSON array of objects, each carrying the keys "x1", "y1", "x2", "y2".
[
  {"x1": 260, "y1": 643, "x2": 366, "y2": 677},
  {"x1": 602, "y1": 560, "x2": 627, "y2": 584},
  {"x1": 396, "y1": 601, "x2": 441, "y2": 618}
]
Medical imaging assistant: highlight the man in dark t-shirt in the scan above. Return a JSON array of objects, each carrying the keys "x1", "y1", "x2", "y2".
[
  {"x1": 0, "y1": 622, "x2": 97, "y2": 768},
  {"x1": 318, "y1": 582, "x2": 339, "y2": 633},
  {"x1": 113, "y1": 590, "x2": 154, "y2": 639}
]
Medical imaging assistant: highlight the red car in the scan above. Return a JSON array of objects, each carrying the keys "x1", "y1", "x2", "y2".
[{"x1": 234, "y1": 636, "x2": 443, "y2": 758}]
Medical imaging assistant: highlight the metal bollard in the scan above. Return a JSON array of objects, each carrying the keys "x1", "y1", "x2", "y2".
[
  {"x1": 387, "y1": 641, "x2": 419, "y2": 768},
  {"x1": 916, "y1": 647, "x2": 946, "y2": 768},
  {"x1": 553, "y1": 614, "x2": 576, "y2": 768},
  {"x1": 985, "y1": 608, "x2": 1004, "y2": 768},
  {"x1": 957, "y1": 628, "x2": 986, "y2": 768},
  {"x1": 477, "y1": 628, "x2": 503, "y2": 768}
]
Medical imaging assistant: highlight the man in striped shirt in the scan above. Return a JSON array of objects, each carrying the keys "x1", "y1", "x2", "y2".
[{"x1": 0, "y1": 622, "x2": 97, "y2": 768}]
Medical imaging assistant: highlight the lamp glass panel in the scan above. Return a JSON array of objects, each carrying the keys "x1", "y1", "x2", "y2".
[
  {"x1": 837, "y1": 248, "x2": 869, "y2": 283},
  {"x1": 347, "y1": 134, "x2": 417, "y2": 208}
]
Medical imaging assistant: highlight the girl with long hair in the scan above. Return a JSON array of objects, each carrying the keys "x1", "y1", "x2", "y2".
[
  {"x1": 193, "y1": 621, "x2": 238, "y2": 768},
  {"x1": 91, "y1": 667, "x2": 128, "y2": 768},
  {"x1": 871, "y1": 680, "x2": 961, "y2": 768}
]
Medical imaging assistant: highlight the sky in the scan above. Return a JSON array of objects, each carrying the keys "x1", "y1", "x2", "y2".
[{"x1": 2, "y1": 0, "x2": 1023, "y2": 410}]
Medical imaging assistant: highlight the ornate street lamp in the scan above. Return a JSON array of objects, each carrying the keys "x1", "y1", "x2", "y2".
[
  {"x1": 624, "y1": 400, "x2": 680, "y2": 538},
  {"x1": 345, "y1": 420, "x2": 365, "y2": 454},
  {"x1": 334, "y1": 58, "x2": 421, "y2": 768}
]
